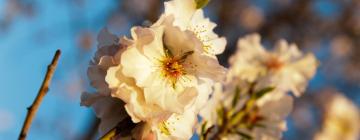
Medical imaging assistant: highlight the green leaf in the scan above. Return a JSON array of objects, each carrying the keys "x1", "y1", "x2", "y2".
[
  {"x1": 244, "y1": 98, "x2": 256, "y2": 112},
  {"x1": 254, "y1": 123, "x2": 266, "y2": 128},
  {"x1": 195, "y1": 0, "x2": 210, "y2": 9},
  {"x1": 230, "y1": 111, "x2": 245, "y2": 126},
  {"x1": 232, "y1": 86, "x2": 241, "y2": 107},
  {"x1": 100, "y1": 129, "x2": 116, "y2": 140},
  {"x1": 201, "y1": 121, "x2": 208, "y2": 135},
  {"x1": 234, "y1": 130, "x2": 252, "y2": 140},
  {"x1": 216, "y1": 107, "x2": 225, "y2": 126},
  {"x1": 200, "y1": 121, "x2": 212, "y2": 140},
  {"x1": 252, "y1": 87, "x2": 275, "y2": 99}
]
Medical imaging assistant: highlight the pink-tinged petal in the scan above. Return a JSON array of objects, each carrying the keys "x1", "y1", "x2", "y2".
[
  {"x1": 80, "y1": 92, "x2": 127, "y2": 135},
  {"x1": 87, "y1": 65, "x2": 110, "y2": 95},
  {"x1": 97, "y1": 28, "x2": 119, "y2": 48},
  {"x1": 131, "y1": 26, "x2": 154, "y2": 47}
]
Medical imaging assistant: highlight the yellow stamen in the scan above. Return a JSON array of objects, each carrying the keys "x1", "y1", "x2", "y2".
[
  {"x1": 265, "y1": 56, "x2": 283, "y2": 71},
  {"x1": 159, "y1": 122, "x2": 171, "y2": 135},
  {"x1": 160, "y1": 51, "x2": 193, "y2": 88}
]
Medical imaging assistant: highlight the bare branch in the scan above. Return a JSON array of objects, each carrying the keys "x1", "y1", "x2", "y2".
[{"x1": 18, "y1": 50, "x2": 61, "y2": 140}]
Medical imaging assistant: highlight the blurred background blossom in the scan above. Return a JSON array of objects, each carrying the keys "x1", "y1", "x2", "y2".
[{"x1": 0, "y1": 0, "x2": 359, "y2": 140}]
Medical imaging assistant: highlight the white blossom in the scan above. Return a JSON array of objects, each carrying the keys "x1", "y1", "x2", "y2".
[
  {"x1": 315, "y1": 94, "x2": 359, "y2": 140},
  {"x1": 119, "y1": 22, "x2": 225, "y2": 115},
  {"x1": 228, "y1": 34, "x2": 318, "y2": 97}
]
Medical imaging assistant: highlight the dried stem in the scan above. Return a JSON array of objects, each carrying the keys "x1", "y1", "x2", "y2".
[{"x1": 18, "y1": 50, "x2": 61, "y2": 140}]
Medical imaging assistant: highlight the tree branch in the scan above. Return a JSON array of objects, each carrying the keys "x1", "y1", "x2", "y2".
[{"x1": 18, "y1": 50, "x2": 61, "y2": 140}]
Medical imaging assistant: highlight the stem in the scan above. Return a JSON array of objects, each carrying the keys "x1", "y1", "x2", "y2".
[{"x1": 18, "y1": 50, "x2": 61, "y2": 140}]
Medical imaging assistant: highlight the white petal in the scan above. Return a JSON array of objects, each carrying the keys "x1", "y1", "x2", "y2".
[
  {"x1": 164, "y1": 0, "x2": 197, "y2": 30},
  {"x1": 205, "y1": 37, "x2": 226, "y2": 55},
  {"x1": 121, "y1": 46, "x2": 153, "y2": 87},
  {"x1": 259, "y1": 94, "x2": 293, "y2": 120},
  {"x1": 143, "y1": 73, "x2": 198, "y2": 114}
]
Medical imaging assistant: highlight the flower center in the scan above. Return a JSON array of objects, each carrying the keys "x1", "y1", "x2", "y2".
[
  {"x1": 160, "y1": 51, "x2": 193, "y2": 88},
  {"x1": 162, "y1": 58, "x2": 185, "y2": 80},
  {"x1": 265, "y1": 56, "x2": 283, "y2": 71}
]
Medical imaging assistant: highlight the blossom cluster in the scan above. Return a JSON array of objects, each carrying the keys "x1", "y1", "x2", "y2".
[
  {"x1": 198, "y1": 34, "x2": 317, "y2": 140},
  {"x1": 81, "y1": 0, "x2": 320, "y2": 140}
]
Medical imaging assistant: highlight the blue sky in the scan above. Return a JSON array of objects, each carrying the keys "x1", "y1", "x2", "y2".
[{"x1": 0, "y1": 0, "x2": 119, "y2": 139}]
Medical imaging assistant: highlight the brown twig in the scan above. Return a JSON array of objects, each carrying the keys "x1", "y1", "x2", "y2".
[{"x1": 18, "y1": 50, "x2": 61, "y2": 140}]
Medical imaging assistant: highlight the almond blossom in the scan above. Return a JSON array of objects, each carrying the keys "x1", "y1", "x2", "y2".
[
  {"x1": 119, "y1": 21, "x2": 225, "y2": 115},
  {"x1": 228, "y1": 34, "x2": 318, "y2": 97},
  {"x1": 198, "y1": 79, "x2": 293, "y2": 140},
  {"x1": 197, "y1": 34, "x2": 320, "y2": 140},
  {"x1": 82, "y1": 28, "x2": 200, "y2": 140},
  {"x1": 83, "y1": 1, "x2": 227, "y2": 139},
  {"x1": 314, "y1": 93, "x2": 359, "y2": 140}
]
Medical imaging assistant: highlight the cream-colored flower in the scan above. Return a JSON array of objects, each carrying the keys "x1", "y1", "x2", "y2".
[
  {"x1": 120, "y1": 23, "x2": 225, "y2": 114},
  {"x1": 229, "y1": 34, "x2": 318, "y2": 97},
  {"x1": 159, "y1": 0, "x2": 226, "y2": 55},
  {"x1": 198, "y1": 79, "x2": 293, "y2": 140},
  {"x1": 315, "y1": 94, "x2": 359, "y2": 140},
  {"x1": 81, "y1": 28, "x2": 128, "y2": 135}
]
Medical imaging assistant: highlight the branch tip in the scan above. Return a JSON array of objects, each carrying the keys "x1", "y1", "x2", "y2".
[{"x1": 18, "y1": 50, "x2": 61, "y2": 140}]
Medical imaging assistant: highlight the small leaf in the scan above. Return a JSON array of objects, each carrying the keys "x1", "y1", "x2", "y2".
[
  {"x1": 100, "y1": 129, "x2": 116, "y2": 140},
  {"x1": 216, "y1": 106, "x2": 225, "y2": 126},
  {"x1": 201, "y1": 121, "x2": 208, "y2": 135},
  {"x1": 230, "y1": 111, "x2": 245, "y2": 126},
  {"x1": 234, "y1": 130, "x2": 252, "y2": 140},
  {"x1": 252, "y1": 87, "x2": 275, "y2": 99},
  {"x1": 232, "y1": 86, "x2": 241, "y2": 107},
  {"x1": 244, "y1": 99, "x2": 256, "y2": 112},
  {"x1": 200, "y1": 121, "x2": 213, "y2": 140},
  {"x1": 195, "y1": 0, "x2": 210, "y2": 9},
  {"x1": 254, "y1": 123, "x2": 266, "y2": 128}
]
